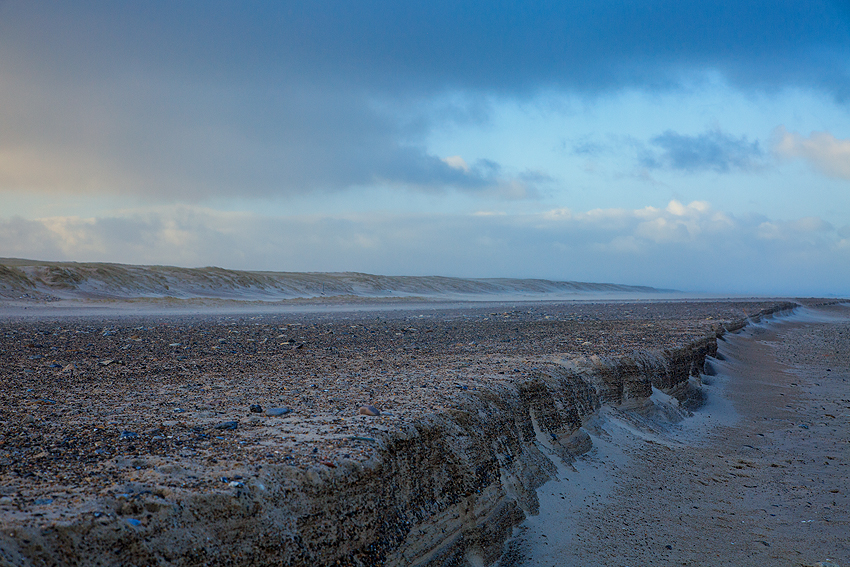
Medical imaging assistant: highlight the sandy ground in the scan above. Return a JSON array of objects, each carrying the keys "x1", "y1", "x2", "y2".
[
  {"x1": 500, "y1": 304, "x2": 849, "y2": 567},
  {"x1": 0, "y1": 298, "x2": 826, "y2": 565}
]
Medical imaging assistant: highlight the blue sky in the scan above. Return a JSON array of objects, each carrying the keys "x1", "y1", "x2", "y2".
[{"x1": 1, "y1": 1, "x2": 849, "y2": 295}]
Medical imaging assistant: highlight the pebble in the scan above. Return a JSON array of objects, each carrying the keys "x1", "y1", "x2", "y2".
[
  {"x1": 249, "y1": 404, "x2": 263, "y2": 413},
  {"x1": 215, "y1": 421, "x2": 238, "y2": 430},
  {"x1": 265, "y1": 407, "x2": 292, "y2": 416},
  {"x1": 120, "y1": 431, "x2": 138, "y2": 440},
  {"x1": 126, "y1": 518, "x2": 142, "y2": 527},
  {"x1": 359, "y1": 405, "x2": 381, "y2": 416}
]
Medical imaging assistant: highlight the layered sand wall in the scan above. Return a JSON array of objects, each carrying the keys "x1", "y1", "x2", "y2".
[{"x1": 0, "y1": 304, "x2": 796, "y2": 567}]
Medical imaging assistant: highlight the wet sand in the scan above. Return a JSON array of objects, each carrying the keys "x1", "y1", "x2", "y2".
[{"x1": 502, "y1": 304, "x2": 849, "y2": 567}]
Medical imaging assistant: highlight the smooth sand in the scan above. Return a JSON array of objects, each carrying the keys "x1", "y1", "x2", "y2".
[{"x1": 501, "y1": 304, "x2": 849, "y2": 567}]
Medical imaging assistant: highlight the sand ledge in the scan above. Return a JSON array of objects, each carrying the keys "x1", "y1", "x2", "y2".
[{"x1": 0, "y1": 301, "x2": 804, "y2": 565}]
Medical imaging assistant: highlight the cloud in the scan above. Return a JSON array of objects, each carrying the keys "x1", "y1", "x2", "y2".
[
  {"x1": 442, "y1": 156, "x2": 470, "y2": 172},
  {"x1": 0, "y1": 69, "x2": 526, "y2": 198},
  {"x1": 641, "y1": 130, "x2": 764, "y2": 173},
  {"x1": 0, "y1": 65, "x2": 546, "y2": 200},
  {"x1": 772, "y1": 126, "x2": 850, "y2": 179},
  {"x1": 3, "y1": 201, "x2": 848, "y2": 295},
  {"x1": 18, "y1": 0, "x2": 841, "y2": 97},
  {"x1": 0, "y1": 2, "x2": 847, "y2": 199}
]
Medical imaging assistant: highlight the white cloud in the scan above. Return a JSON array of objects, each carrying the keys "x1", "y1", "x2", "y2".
[
  {"x1": 442, "y1": 156, "x2": 470, "y2": 172},
  {"x1": 772, "y1": 126, "x2": 850, "y2": 180},
  {"x1": 756, "y1": 217, "x2": 833, "y2": 241}
]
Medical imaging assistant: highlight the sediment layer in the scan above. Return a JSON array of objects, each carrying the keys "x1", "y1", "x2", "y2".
[{"x1": 0, "y1": 301, "x2": 797, "y2": 566}]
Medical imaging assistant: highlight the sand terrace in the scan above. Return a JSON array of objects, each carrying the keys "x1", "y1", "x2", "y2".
[{"x1": 0, "y1": 300, "x2": 794, "y2": 516}]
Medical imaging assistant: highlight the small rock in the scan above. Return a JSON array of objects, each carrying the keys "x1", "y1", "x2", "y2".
[
  {"x1": 359, "y1": 405, "x2": 381, "y2": 417},
  {"x1": 265, "y1": 407, "x2": 292, "y2": 417},
  {"x1": 249, "y1": 404, "x2": 263, "y2": 413},
  {"x1": 120, "y1": 431, "x2": 138, "y2": 440},
  {"x1": 228, "y1": 481, "x2": 244, "y2": 488},
  {"x1": 126, "y1": 518, "x2": 142, "y2": 527},
  {"x1": 98, "y1": 359, "x2": 115, "y2": 366},
  {"x1": 215, "y1": 421, "x2": 238, "y2": 430}
]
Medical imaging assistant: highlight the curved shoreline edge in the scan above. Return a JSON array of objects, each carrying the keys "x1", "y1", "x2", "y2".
[{"x1": 0, "y1": 302, "x2": 803, "y2": 566}]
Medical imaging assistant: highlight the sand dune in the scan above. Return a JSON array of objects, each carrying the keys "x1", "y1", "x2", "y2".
[{"x1": 0, "y1": 258, "x2": 669, "y2": 303}]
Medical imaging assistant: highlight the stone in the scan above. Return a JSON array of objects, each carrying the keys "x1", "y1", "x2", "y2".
[
  {"x1": 359, "y1": 405, "x2": 381, "y2": 416},
  {"x1": 265, "y1": 407, "x2": 292, "y2": 417},
  {"x1": 249, "y1": 404, "x2": 263, "y2": 413},
  {"x1": 215, "y1": 421, "x2": 238, "y2": 430}
]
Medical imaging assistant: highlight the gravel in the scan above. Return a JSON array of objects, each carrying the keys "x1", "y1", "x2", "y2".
[{"x1": 0, "y1": 299, "x2": 798, "y2": 522}]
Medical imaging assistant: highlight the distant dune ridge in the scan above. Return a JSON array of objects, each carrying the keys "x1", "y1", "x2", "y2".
[{"x1": 0, "y1": 258, "x2": 670, "y2": 302}]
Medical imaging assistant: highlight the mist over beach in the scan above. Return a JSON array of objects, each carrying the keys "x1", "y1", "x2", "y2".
[{"x1": 1, "y1": 1, "x2": 849, "y2": 566}]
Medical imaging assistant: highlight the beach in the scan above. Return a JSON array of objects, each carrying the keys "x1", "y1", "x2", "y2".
[
  {"x1": 0, "y1": 298, "x2": 843, "y2": 565},
  {"x1": 502, "y1": 304, "x2": 849, "y2": 567}
]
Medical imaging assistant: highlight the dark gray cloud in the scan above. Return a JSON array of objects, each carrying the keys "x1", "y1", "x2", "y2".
[
  {"x1": 0, "y1": 1, "x2": 846, "y2": 198},
  {"x1": 641, "y1": 130, "x2": 764, "y2": 173}
]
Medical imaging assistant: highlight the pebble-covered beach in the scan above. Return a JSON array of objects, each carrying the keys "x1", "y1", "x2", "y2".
[{"x1": 0, "y1": 299, "x2": 792, "y2": 527}]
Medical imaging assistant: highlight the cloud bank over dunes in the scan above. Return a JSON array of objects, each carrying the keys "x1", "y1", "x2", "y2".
[{"x1": 2, "y1": 201, "x2": 847, "y2": 296}]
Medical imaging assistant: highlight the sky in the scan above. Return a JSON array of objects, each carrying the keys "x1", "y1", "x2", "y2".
[{"x1": 1, "y1": 0, "x2": 849, "y2": 295}]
